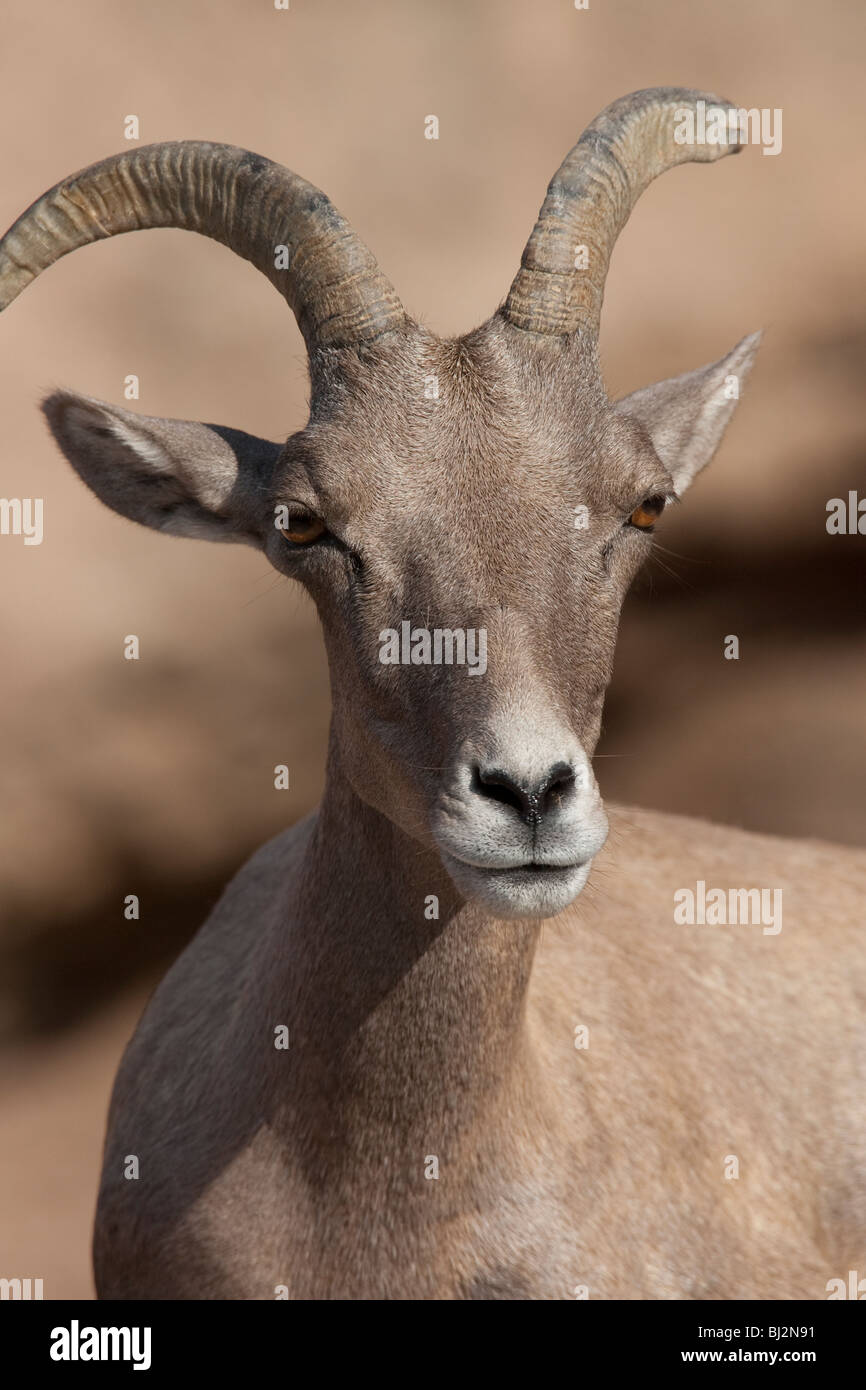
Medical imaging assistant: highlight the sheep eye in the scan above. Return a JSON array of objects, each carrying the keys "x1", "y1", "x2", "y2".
[
  {"x1": 627, "y1": 495, "x2": 666, "y2": 531},
  {"x1": 283, "y1": 511, "x2": 327, "y2": 545}
]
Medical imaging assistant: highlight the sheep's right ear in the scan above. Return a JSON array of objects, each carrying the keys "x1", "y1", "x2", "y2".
[
  {"x1": 42, "y1": 391, "x2": 282, "y2": 546},
  {"x1": 614, "y1": 332, "x2": 761, "y2": 495}
]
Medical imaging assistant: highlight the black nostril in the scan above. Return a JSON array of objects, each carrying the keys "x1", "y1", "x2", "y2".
[
  {"x1": 473, "y1": 765, "x2": 535, "y2": 822},
  {"x1": 539, "y1": 762, "x2": 576, "y2": 818},
  {"x1": 472, "y1": 761, "x2": 576, "y2": 827}
]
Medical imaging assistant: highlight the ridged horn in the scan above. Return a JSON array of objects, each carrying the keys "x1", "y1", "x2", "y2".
[
  {"x1": 504, "y1": 88, "x2": 744, "y2": 338},
  {"x1": 0, "y1": 141, "x2": 405, "y2": 351}
]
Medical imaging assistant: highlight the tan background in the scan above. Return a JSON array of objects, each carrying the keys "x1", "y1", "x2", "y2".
[{"x1": 0, "y1": 0, "x2": 863, "y2": 1298}]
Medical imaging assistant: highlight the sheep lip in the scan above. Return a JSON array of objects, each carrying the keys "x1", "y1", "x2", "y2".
[{"x1": 446, "y1": 853, "x2": 585, "y2": 874}]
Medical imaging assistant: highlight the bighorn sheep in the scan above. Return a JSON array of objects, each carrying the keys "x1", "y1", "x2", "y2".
[{"x1": 2, "y1": 88, "x2": 864, "y2": 1301}]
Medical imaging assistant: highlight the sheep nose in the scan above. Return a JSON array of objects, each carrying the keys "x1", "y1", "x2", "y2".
[{"x1": 472, "y1": 760, "x2": 577, "y2": 826}]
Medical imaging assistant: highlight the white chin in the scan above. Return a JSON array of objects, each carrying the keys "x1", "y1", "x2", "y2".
[{"x1": 441, "y1": 854, "x2": 592, "y2": 920}]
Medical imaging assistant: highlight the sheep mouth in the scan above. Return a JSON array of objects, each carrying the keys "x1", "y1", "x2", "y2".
[
  {"x1": 436, "y1": 848, "x2": 594, "y2": 920},
  {"x1": 481, "y1": 861, "x2": 580, "y2": 876}
]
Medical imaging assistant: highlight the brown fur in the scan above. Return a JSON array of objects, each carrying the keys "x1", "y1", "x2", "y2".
[
  {"x1": 60, "y1": 319, "x2": 861, "y2": 1301},
  {"x1": 2, "y1": 93, "x2": 861, "y2": 1300},
  {"x1": 92, "y1": 793, "x2": 866, "y2": 1299}
]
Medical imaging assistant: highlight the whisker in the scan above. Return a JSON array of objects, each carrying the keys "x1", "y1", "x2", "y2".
[
  {"x1": 241, "y1": 574, "x2": 289, "y2": 608},
  {"x1": 648, "y1": 552, "x2": 693, "y2": 590},
  {"x1": 653, "y1": 542, "x2": 711, "y2": 566}
]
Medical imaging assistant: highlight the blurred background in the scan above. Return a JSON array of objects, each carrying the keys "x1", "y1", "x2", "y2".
[{"x1": 0, "y1": 0, "x2": 863, "y2": 1298}]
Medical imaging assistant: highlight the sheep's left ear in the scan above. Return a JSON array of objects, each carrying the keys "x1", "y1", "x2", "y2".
[
  {"x1": 42, "y1": 391, "x2": 282, "y2": 545},
  {"x1": 614, "y1": 331, "x2": 761, "y2": 494}
]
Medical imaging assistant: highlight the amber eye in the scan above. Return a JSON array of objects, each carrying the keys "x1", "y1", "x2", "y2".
[
  {"x1": 283, "y1": 512, "x2": 326, "y2": 545},
  {"x1": 627, "y1": 496, "x2": 666, "y2": 530}
]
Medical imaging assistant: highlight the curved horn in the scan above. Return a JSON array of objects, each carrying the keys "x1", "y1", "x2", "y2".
[
  {"x1": 0, "y1": 141, "x2": 405, "y2": 350},
  {"x1": 504, "y1": 88, "x2": 743, "y2": 338}
]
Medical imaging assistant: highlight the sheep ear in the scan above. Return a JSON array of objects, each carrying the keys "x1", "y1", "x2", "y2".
[
  {"x1": 614, "y1": 332, "x2": 761, "y2": 493},
  {"x1": 42, "y1": 391, "x2": 281, "y2": 545}
]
